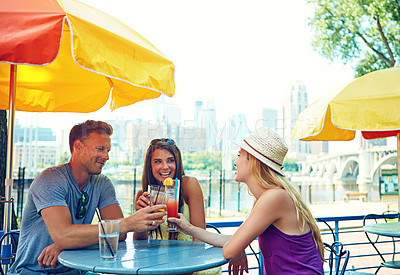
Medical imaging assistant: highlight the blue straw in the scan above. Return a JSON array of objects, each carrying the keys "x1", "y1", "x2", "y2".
[{"x1": 175, "y1": 178, "x2": 178, "y2": 200}]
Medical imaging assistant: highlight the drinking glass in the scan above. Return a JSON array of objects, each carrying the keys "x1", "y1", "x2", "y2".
[
  {"x1": 148, "y1": 184, "x2": 166, "y2": 209},
  {"x1": 166, "y1": 179, "x2": 180, "y2": 232},
  {"x1": 98, "y1": 220, "x2": 120, "y2": 261}
]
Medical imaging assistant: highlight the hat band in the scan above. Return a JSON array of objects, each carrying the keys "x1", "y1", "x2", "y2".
[{"x1": 244, "y1": 140, "x2": 283, "y2": 168}]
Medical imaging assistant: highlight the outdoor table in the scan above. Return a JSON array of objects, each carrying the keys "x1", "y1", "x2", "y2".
[
  {"x1": 58, "y1": 239, "x2": 228, "y2": 274},
  {"x1": 363, "y1": 222, "x2": 400, "y2": 237},
  {"x1": 363, "y1": 221, "x2": 400, "y2": 272}
]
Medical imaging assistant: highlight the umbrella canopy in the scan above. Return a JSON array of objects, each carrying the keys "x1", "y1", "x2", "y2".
[
  {"x1": 292, "y1": 66, "x2": 400, "y2": 141},
  {"x1": 292, "y1": 66, "x2": 400, "y2": 210},
  {"x1": 0, "y1": 0, "x2": 175, "y2": 263},
  {"x1": 0, "y1": 0, "x2": 175, "y2": 112}
]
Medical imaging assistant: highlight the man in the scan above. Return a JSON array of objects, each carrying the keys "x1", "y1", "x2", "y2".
[{"x1": 9, "y1": 120, "x2": 165, "y2": 274}]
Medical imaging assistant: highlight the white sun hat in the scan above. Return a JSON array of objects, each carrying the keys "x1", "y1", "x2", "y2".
[{"x1": 233, "y1": 127, "x2": 288, "y2": 176}]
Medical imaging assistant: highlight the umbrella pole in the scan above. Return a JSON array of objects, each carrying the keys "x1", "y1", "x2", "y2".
[
  {"x1": 398, "y1": 133, "x2": 400, "y2": 212},
  {"x1": 2, "y1": 64, "x2": 17, "y2": 273}
]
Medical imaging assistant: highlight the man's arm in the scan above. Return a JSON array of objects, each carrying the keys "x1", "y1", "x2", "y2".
[
  {"x1": 41, "y1": 204, "x2": 167, "y2": 250},
  {"x1": 41, "y1": 206, "x2": 99, "y2": 250}
]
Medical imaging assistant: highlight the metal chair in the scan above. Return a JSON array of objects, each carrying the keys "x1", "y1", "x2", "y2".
[
  {"x1": 363, "y1": 211, "x2": 400, "y2": 273},
  {"x1": 324, "y1": 241, "x2": 350, "y2": 275},
  {"x1": 206, "y1": 224, "x2": 262, "y2": 275},
  {"x1": 317, "y1": 218, "x2": 350, "y2": 274},
  {"x1": 317, "y1": 218, "x2": 337, "y2": 243},
  {"x1": 0, "y1": 230, "x2": 20, "y2": 275}
]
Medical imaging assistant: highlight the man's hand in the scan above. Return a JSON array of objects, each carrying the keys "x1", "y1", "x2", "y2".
[
  {"x1": 38, "y1": 243, "x2": 62, "y2": 269},
  {"x1": 125, "y1": 204, "x2": 166, "y2": 233},
  {"x1": 228, "y1": 250, "x2": 248, "y2": 275}
]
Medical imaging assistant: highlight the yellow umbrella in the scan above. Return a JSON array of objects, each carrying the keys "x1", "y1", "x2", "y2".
[
  {"x1": 292, "y1": 66, "x2": 400, "y2": 209},
  {"x1": 0, "y1": 0, "x2": 175, "y2": 255}
]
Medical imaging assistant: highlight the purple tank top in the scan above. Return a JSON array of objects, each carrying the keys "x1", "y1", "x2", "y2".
[{"x1": 257, "y1": 224, "x2": 323, "y2": 274}]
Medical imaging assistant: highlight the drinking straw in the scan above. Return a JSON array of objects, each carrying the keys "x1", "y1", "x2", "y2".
[
  {"x1": 175, "y1": 178, "x2": 179, "y2": 201},
  {"x1": 150, "y1": 183, "x2": 162, "y2": 238},
  {"x1": 154, "y1": 182, "x2": 162, "y2": 204},
  {"x1": 96, "y1": 208, "x2": 115, "y2": 257}
]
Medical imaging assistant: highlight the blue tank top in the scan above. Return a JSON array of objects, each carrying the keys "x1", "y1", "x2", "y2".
[{"x1": 257, "y1": 224, "x2": 323, "y2": 274}]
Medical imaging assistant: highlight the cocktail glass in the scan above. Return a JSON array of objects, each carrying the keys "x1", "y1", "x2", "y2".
[
  {"x1": 148, "y1": 184, "x2": 166, "y2": 208},
  {"x1": 166, "y1": 179, "x2": 180, "y2": 232}
]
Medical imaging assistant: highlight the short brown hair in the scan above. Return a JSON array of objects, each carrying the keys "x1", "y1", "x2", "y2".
[{"x1": 69, "y1": 120, "x2": 113, "y2": 153}]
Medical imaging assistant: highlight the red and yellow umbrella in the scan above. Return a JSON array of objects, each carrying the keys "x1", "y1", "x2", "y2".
[
  {"x1": 0, "y1": 0, "x2": 175, "y2": 249},
  {"x1": 0, "y1": 0, "x2": 175, "y2": 111}
]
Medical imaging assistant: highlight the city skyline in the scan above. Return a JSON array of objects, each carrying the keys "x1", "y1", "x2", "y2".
[{"x1": 14, "y1": 0, "x2": 357, "y2": 133}]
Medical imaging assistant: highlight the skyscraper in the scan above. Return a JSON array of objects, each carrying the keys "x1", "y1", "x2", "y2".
[
  {"x1": 257, "y1": 108, "x2": 278, "y2": 133},
  {"x1": 283, "y1": 80, "x2": 310, "y2": 160},
  {"x1": 199, "y1": 98, "x2": 217, "y2": 151}
]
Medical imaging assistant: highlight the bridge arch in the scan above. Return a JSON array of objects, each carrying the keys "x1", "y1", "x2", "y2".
[
  {"x1": 371, "y1": 153, "x2": 398, "y2": 180},
  {"x1": 325, "y1": 160, "x2": 338, "y2": 179},
  {"x1": 339, "y1": 157, "x2": 359, "y2": 180}
]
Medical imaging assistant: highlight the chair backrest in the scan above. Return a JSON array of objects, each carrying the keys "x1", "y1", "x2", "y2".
[
  {"x1": 317, "y1": 218, "x2": 337, "y2": 244},
  {"x1": 205, "y1": 224, "x2": 262, "y2": 275},
  {"x1": 324, "y1": 241, "x2": 350, "y2": 275},
  {"x1": 0, "y1": 230, "x2": 20, "y2": 275},
  {"x1": 363, "y1": 211, "x2": 400, "y2": 264}
]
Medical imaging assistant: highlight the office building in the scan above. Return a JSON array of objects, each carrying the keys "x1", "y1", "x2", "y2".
[{"x1": 283, "y1": 80, "x2": 310, "y2": 160}]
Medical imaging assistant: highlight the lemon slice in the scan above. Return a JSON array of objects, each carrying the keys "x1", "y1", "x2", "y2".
[{"x1": 164, "y1": 178, "x2": 174, "y2": 186}]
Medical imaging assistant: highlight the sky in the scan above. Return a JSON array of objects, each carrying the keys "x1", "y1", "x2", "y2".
[{"x1": 17, "y1": 0, "x2": 356, "y2": 133}]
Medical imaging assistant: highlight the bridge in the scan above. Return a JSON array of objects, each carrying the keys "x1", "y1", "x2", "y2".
[{"x1": 297, "y1": 146, "x2": 398, "y2": 193}]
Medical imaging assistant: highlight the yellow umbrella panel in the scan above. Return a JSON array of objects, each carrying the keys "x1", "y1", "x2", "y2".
[
  {"x1": 293, "y1": 67, "x2": 400, "y2": 141},
  {"x1": 292, "y1": 66, "x2": 400, "y2": 211}
]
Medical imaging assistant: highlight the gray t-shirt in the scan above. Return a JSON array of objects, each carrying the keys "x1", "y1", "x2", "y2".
[{"x1": 9, "y1": 163, "x2": 119, "y2": 274}]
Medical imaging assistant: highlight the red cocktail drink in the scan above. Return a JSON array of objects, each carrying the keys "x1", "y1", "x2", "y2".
[
  {"x1": 167, "y1": 199, "x2": 178, "y2": 218},
  {"x1": 166, "y1": 178, "x2": 180, "y2": 232}
]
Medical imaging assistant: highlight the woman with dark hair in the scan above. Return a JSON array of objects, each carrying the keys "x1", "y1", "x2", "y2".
[
  {"x1": 134, "y1": 138, "x2": 205, "y2": 241},
  {"x1": 134, "y1": 138, "x2": 221, "y2": 274}
]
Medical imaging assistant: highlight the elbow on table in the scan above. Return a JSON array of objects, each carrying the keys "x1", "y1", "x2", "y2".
[{"x1": 222, "y1": 246, "x2": 236, "y2": 260}]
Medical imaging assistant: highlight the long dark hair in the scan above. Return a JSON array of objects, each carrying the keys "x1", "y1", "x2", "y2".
[{"x1": 141, "y1": 138, "x2": 185, "y2": 240}]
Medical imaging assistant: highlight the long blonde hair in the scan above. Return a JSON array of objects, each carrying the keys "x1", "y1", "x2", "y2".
[{"x1": 248, "y1": 154, "x2": 325, "y2": 261}]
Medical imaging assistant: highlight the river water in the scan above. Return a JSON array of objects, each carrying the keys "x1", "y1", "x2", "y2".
[
  {"x1": 15, "y1": 176, "x2": 374, "y2": 218},
  {"x1": 113, "y1": 176, "x2": 369, "y2": 217}
]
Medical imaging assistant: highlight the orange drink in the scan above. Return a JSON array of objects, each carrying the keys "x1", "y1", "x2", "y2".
[{"x1": 148, "y1": 184, "x2": 166, "y2": 212}]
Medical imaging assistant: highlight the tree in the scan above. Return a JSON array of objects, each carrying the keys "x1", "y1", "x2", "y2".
[
  {"x1": 57, "y1": 151, "x2": 70, "y2": 165},
  {"x1": 308, "y1": 0, "x2": 400, "y2": 76},
  {"x1": 182, "y1": 151, "x2": 222, "y2": 171},
  {"x1": 283, "y1": 157, "x2": 299, "y2": 172}
]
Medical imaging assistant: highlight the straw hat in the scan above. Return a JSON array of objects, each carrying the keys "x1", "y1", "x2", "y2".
[{"x1": 233, "y1": 127, "x2": 288, "y2": 176}]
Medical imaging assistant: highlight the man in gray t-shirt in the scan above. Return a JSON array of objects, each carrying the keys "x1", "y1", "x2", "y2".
[{"x1": 9, "y1": 120, "x2": 166, "y2": 275}]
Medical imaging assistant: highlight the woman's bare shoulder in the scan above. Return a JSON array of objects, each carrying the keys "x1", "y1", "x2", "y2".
[
  {"x1": 258, "y1": 188, "x2": 291, "y2": 206},
  {"x1": 181, "y1": 175, "x2": 200, "y2": 187},
  {"x1": 181, "y1": 176, "x2": 203, "y2": 200}
]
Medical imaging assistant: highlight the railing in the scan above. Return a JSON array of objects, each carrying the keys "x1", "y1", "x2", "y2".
[{"x1": 207, "y1": 214, "x2": 400, "y2": 274}]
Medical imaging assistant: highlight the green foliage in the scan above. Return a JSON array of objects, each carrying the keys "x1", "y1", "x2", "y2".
[
  {"x1": 308, "y1": 0, "x2": 400, "y2": 76},
  {"x1": 182, "y1": 151, "x2": 222, "y2": 171},
  {"x1": 283, "y1": 157, "x2": 299, "y2": 172},
  {"x1": 58, "y1": 151, "x2": 70, "y2": 165}
]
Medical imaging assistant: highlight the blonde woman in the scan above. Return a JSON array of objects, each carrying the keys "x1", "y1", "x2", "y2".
[{"x1": 169, "y1": 127, "x2": 324, "y2": 275}]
